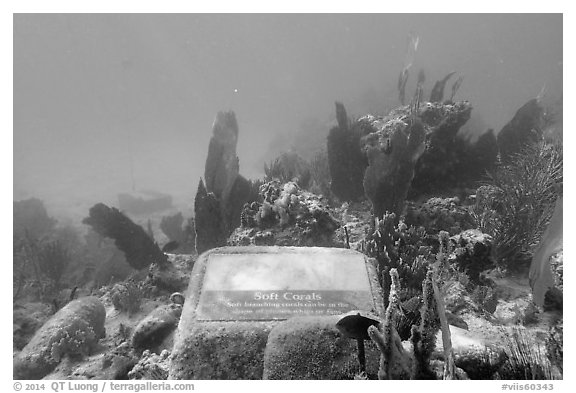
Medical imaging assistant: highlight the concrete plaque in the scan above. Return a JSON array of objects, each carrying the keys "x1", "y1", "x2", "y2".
[{"x1": 196, "y1": 251, "x2": 374, "y2": 321}]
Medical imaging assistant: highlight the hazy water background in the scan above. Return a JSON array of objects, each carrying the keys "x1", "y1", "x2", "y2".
[{"x1": 13, "y1": 14, "x2": 562, "y2": 223}]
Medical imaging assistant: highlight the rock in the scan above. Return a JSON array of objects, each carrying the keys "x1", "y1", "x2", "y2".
[
  {"x1": 131, "y1": 303, "x2": 182, "y2": 353},
  {"x1": 170, "y1": 321, "x2": 273, "y2": 379},
  {"x1": 493, "y1": 297, "x2": 534, "y2": 325},
  {"x1": 13, "y1": 297, "x2": 106, "y2": 380},
  {"x1": 434, "y1": 325, "x2": 506, "y2": 379},
  {"x1": 405, "y1": 197, "x2": 475, "y2": 236},
  {"x1": 263, "y1": 316, "x2": 380, "y2": 379},
  {"x1": 361, "y1": 115, "x2": 426, "y2": 219},
  {"x1": 169, "y1": 246, "x2": 384, "y2": 379},
  {"x1": 327, "y1": 102, "x2": 369, "y2": 201},
  {"x1": 147, "y1": 254, "x2": 194, "y2": 293},
  {"x1": 497, "y1": 98, "x2": 544, "y2": 162},
  {"x1": 97, "y1": 342, "x2": 139, "y2": 380},
  {"x1": 129, "y1": 349, "x2": 171, "y2": 380}
]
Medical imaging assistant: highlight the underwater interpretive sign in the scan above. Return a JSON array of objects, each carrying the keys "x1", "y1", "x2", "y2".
[{"x1": 196, "y1": 251, "x2": 375, "y2": 321}]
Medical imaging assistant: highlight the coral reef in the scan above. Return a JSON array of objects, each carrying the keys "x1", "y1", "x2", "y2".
[
  {"x1": 229, "y1": 181, "x2": 340, "y2": 247},
  {"x1": 264, "y1": 152, "x2": 311, "y2": 189},
  {"x1": 204, "y1": 111, "x2": 240, "y2": 204},
  {"x1": 476, "y1": 142, "x2": 562, "y2": 271},
  {"x1": 128, "y1": 350, "x2": 171, "y2": 380},
  {"x1": 497, "y1": 98, "x2": 544, "y2": 162},
  {"x1": 194, "y1": 179, "x2": 226, "y2": 254},
  {"x1": 159, "y1": 213, "x2": 196, "y2": 254},
  {"x1": 410, "y1": 270, "x2": 440, "y2": 379},
  {"x1": 368, "y1": 269, "x2": 412, "y2": 380},
  {"x1": 405, "y1": 196, "x2": 475, "y2": 236},
  {"x1": 170, "y1": 322, "x2": 273, "y2": 379},
  {"x1": 146, "y1": 254, "x2": 194, "y2": 293},
  {"x1": 327, "y1": 102, "x2": 368, "y2": 201},
  {"x1": 131, "y1": 303, "x2": 182, "y2": 353},
  {"x1": 14, "y1": 297, "x2": 106, "y2": 379},
  {"x1": 263, "y1": 316, "x2": 380, "y2": 379},
  {"x1": 37, "y1": 240, "x2": 71, "y2": 287},
  {"x1": 110, "y1": 280, "x2": 143, "y2": 316},
  {"x1": 450, "y1": 229, "x2": 495, "y2": 283},
  {"x1": 361, "y1": 115, "x2": 426, "y2": 219},
  {"x1": 13, "y1": 198, "x2": 56, "y2": 239},
  {"x1": 410, "y1": 101, "x2": 473, "y2": 195},
  {"x1": 83, "y1": 203, "x2": 167, "y2": 270},
  {"x1": 429, "y1": 71, "x2": 456, "y2": 103}
]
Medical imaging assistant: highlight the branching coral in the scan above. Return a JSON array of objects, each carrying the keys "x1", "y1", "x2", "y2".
[
  {"x1": 410, "y1": 270, "x2": 440, "y2": 379},
  {"x1": 367, "y1": 268, "x2": 412, "y2": 380}
]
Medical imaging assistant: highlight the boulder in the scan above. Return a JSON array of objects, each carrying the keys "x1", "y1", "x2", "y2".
[
  {"x1": 263, "y1": 316, "x2": 380, "y2": 379},
  {"x1": 129, "y1": 349, "x2": 171, "y2": 380},
  {"x1": 131, "y1": 303, "x2": 182, "y2": 353},
  {"x1": 13, "y1": 297, "x2": 106, "y2": 380},
  {"x1": 147, "y1": 254, "x2": 194, "y2": 293}
]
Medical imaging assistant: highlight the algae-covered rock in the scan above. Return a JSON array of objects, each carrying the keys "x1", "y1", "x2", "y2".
[
  {"x1": 169, "y1": 247, "x2": 384, "y2": 379},
  {"x1": 129, "y1": 349, "x2": 171, "y2": 380},
  {"x1": 147, "y1": 254, "x2": 194, "y2": 293},
  {"x1": 131, "y1": 303, "x2": 182, "y2": 353},
  {"x1": 170, "y1": 321, "x2": 273, "y2": 379},
  {"x1": 13, "y1": 297, "x2": 106, "y2": 380},
  {"x1": 405, "y1": 196, "x2": 475, "y2": 236},
  {"x1": 263, "y1": 315, "x2": 380, "y2": 379}
]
